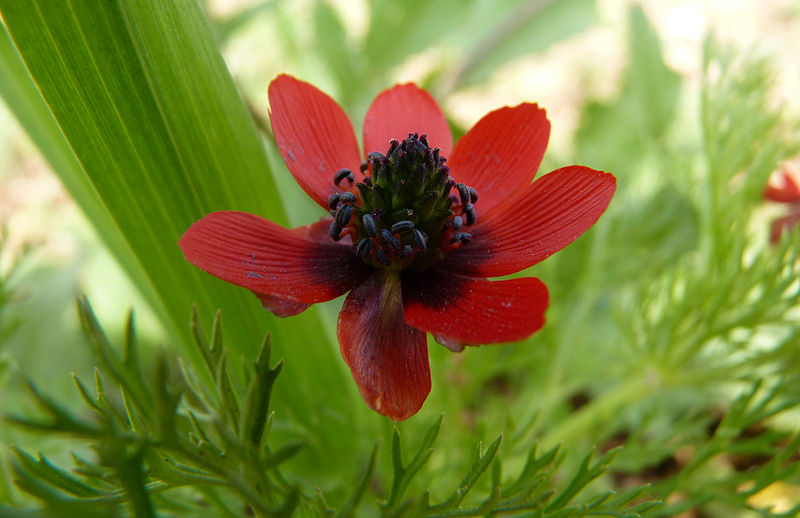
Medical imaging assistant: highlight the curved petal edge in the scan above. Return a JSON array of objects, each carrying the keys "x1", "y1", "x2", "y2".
[
  {"x1": 338, "y1": 272, "x2": 430, "y2": 421},
  {"x1": 269, "y1": 74, "x2": 362, "y2": 208}
]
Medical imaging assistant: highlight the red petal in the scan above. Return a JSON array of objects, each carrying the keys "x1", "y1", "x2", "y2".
[
  {"x1": 268, "y1": 75, "x2": 362, "y2": 208},
  {"x1": 253, "y1": 292, "x2": 310, "y2": 317},
  {"x1": 445, "y1": 166, "x2": 616, "y2": 277},
  {"x1": 765, "y1": 168, "x2": 800, "y2": 203},
  {"x1": 179, "y1": 211, "x2": 370, "y2": 304},
  {"x1": 770, "y1": 211, "x2": 800, "y2": 243},
  {"x1": 363, "y1": 84, "x2": 452, "y2": 157},
  {"x1": 337, "y1": 272, "x2": 430, "y2": 421},
  {"x1": 448, "y1": 104, "x2": 550, "y2": 211},
  {"x1": 403, "y1": 269, "x2": 548, "y2": 349}
]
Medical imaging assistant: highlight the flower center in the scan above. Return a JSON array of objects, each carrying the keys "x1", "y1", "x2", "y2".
[{"x1": 328, "y1": 133, "x2": 478, "y2": 271}]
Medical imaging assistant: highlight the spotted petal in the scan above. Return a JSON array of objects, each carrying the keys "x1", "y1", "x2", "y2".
[
  {"x1": 448, "y1": 103, "x2": 550, "y2": 212},
  {"x1": 403, "y1": 269, "x2": 548, "y2": 351},
  {"x1": 179, "y1": 211, "x2": 370, "y2": 304},
  {"x1": 363, "y1": 84, "x2": 452, "y2": 157},
  {"x1": 269, "y1": 74, "x2": 363, "y2": 209},
  {"x1": 337, "y1": 272, "x2": 430, "y2": 421},
  {"x1": 445, "y1": 166, "x2": 616, "y2": 277}
]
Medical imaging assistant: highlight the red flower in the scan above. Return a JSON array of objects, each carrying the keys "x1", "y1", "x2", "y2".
[
  {"x1": 179, "y1": 75, "x2": 616, "y2": 421},
  {"x1": 765, "y1": 164, "x2": 800, "y2": 243}
]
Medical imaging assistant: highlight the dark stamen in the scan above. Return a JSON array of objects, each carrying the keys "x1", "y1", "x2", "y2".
[
  {"x1": 335, "y1": 204, "x2": 353, "y2": 227},
  {"x1": 380, "y1": 229, "x2": 400, "y2": 250},
  {"x1": 334, "y1": 132, "x2": 477, "y2": 269},
  {"x1": 413, "y1": 229, "x2": 427, "y2": 252},
  {"x1": 375, "y1": 249, "x2": 391, "y2": 266},
  {"x1": 451, "y1": 232, "x2": 472, "y2": 244},
  {"x1": 464, "y1": 203, "x2": 476, "y2": 226},
  {"x1": 391, "y1": 220, "x2": 415, "y2": 233},
  {"x1": 362, "y1": 213, "x2": 377, "y2": 236},
  {"x1": 334, "y1": 168, "x2": 354, "y2": 185},
  {"x1": 457, "y1": 183, "x2": 470, "y2": 205},
  {"x1": 329, "y1": 221, "x2": 342, "y2": 241},
  {"x1": 356, "y1": 238, "x2": 373, "y2": 259}
]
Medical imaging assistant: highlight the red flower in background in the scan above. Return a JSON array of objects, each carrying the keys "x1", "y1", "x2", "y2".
[
  {"x1": 180, "y1": 75, "x2": 616, "y2": 421},
  {"x1": 765, "y1": 164, "x2": 800, "y2": 243}
]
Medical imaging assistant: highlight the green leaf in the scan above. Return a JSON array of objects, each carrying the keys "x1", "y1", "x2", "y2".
[
  {"x1": 0, "y1": 0, "x2": 276, "y2": 359},
  {"x1": 454, "y1": 0, "x2": 596, "y2": 88},
  {"x1": 387, "y1": 415, "x2": 443, "y2": 509},
  {"x1": 0, "y1": 21, "x2": 164, "y2": 325},
  {"x1": 336, "y1": 443, "x2": 379, "y2": 518},
  {"x1": 0, "y1": 0, "x2": 365, "y2": 466},
  {"x1": 575, "y1": 5, "x2": 681, "y2": 175},
  {"x1": 239, "y1": 333, "x2": 283, "y2": 449},
  {"x1": 10, "y1": 449, "x2": 103, "y2": 499}
]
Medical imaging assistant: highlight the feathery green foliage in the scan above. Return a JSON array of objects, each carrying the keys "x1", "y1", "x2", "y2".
[{"x1": 6, "y1": 303, "x2": 662, "y2": 517}]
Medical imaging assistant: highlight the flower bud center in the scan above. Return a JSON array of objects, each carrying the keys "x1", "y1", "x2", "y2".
[{"x1": 328, "y1": 133, "x2": 478, "y2": 270}]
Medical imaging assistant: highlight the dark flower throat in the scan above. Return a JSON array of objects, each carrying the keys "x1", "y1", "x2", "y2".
[{"x1": 328, "y1": 133, "x2": 478, "y2": 271}]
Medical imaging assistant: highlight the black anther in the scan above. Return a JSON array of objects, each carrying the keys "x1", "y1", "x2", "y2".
[
  {"x1": 419, "y1": 134, "x2": 429, "y2": 146},
  {"x1": 329, "y1": 221, "x2": 342, "y2": 241},
  {"x1": 381, "y1": 229, "x2": 400, "y2": 250},
  {"x1": 391, "y1": 220, "x2": 415, "y2": 233},
  {"x1": 334, "y1": 168, "x2": 353, "y2": 185},
  {"x1": 367, "y1": 151, "x2": 385, "y2": 162},
  {"x1": 356, "y1": 238, "x2": 373, "y2": 259},
  {"x1": 399, "y1": 245, "x2": 414, "y2": 259},
  {"x1": 360, "y1": 161, "x2": 369, "y2": 173},
  {"x1": 450, "y1": 232, "x2": 472, "y2": 244},
  {"x1": 339, "y1": 192, "x2": 357, "y2": 204},
  {"x1": 327, "y1": 193, "x2": 340, "y2": 210},
  {"x1": 375, "y1": 249, "x2": 391, "y2": 266},
  {"x1": 362, "y1": 214, "x2": 377, "y2": 236},
  {"x1": 457, "y1": 183, "x2": 470, "y2": 205},
  {"x1": 452, "y1": 216, "x2": 463, "y2": 230},
  {"x1": 464, "y1": 203, "x2": 476, "y2": 226},
  {"x1": 468, "y1": 186, "x2": 479, "y2": 203},
  {"x1": 413, "y1": 229, "x2": 427, "y2": 252},
  {"x1": 335, "y1": 204, "x2": 353, "y2": 227}
]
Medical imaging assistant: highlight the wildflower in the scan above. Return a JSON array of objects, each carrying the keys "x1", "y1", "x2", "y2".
[
  {"x1": 179, "y1": 75, "x2": 616, "y2": 421},
  {"x1": 764, "y1": 163, "x2": 800, "y2": 243}
]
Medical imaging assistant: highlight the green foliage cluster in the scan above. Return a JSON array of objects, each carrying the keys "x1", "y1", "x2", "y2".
[
  {"x1": 4, "y1": 301, "x2": 659, "y2": 517},
  {"x1": 0, "y1": 1, "x2": 799, "y2": 517}
]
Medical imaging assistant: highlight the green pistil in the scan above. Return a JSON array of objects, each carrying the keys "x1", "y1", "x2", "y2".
[{"x1": 329, "y1": 133, "x2": 478, "y2": 270}]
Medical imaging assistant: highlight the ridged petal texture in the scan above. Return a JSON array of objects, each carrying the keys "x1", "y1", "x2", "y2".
[
  {"x1": 403, "y1": 270, "x2": 548, "y2": 351},
  {"x1": 269, "y1": 75, "x2": 362, "y2": 208},
  {"x1": 445, "y1": 166, "x2": 617, "y2": 277},
  {"x1": 363, "y1": 83, "x2": 453, "y2": 157},
  {"x1": 179, "y1": 211, "x2": 370, "y2": 303},
  {"x1": 338, "y1": 272, "x2": 430, "y2": 421},
  {"x1": 448, "y1": 103, "x2": 550, "y2": 211}
]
